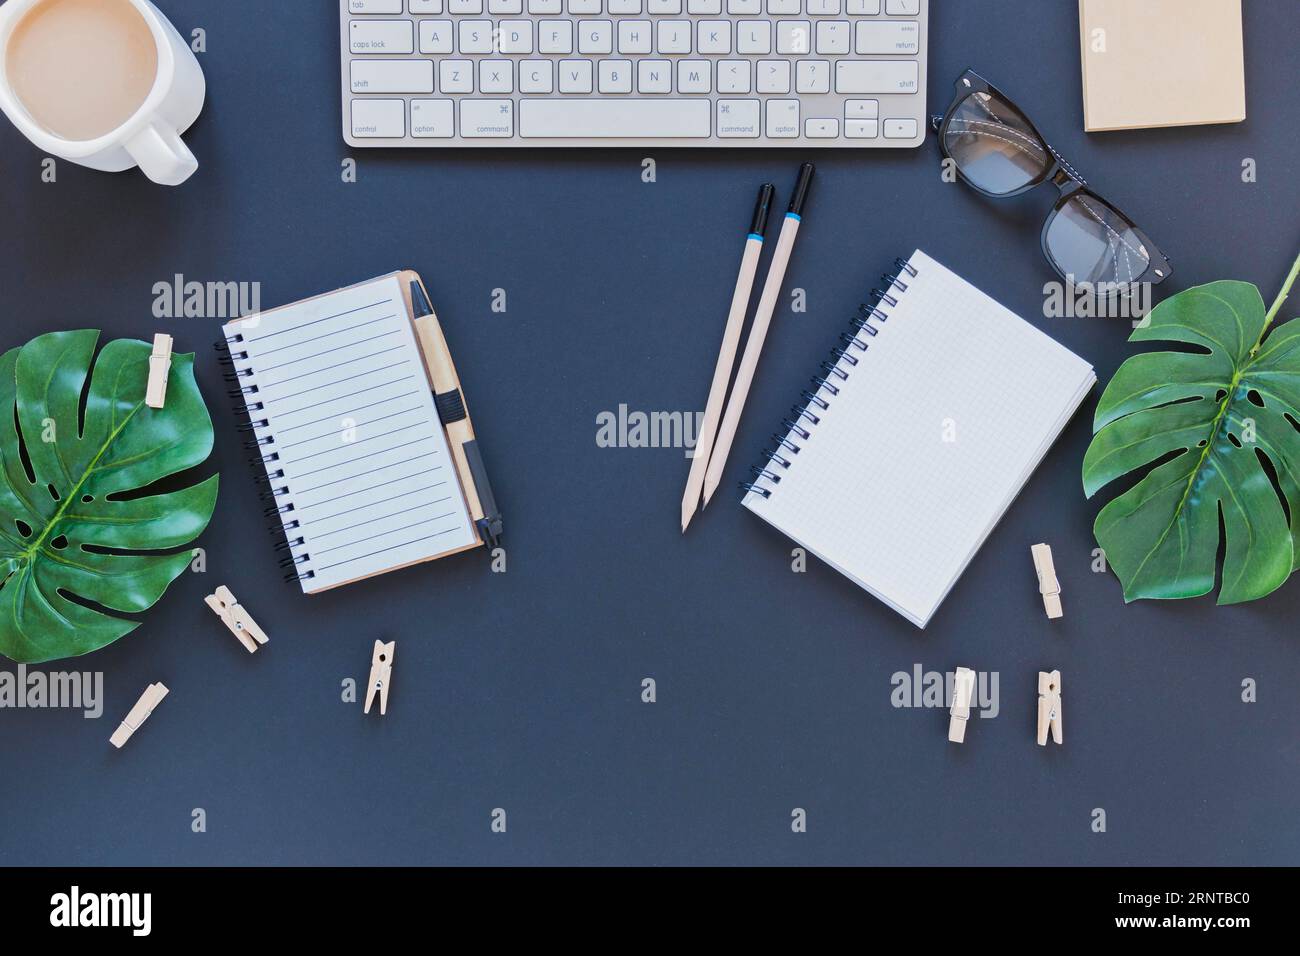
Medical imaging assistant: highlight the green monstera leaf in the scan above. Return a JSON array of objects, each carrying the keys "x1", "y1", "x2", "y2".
[
  {"x1": 1083, "y1": 269, "x2": 1300, "y2": 605},
  {"x1": 0, "y1": 331, "x2": 218, "y2": 663}
]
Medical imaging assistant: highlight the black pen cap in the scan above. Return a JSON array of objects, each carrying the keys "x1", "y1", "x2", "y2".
[
  {"x1": 787, "y1": 163, "x2": 815, "y2": 216},
  {"x1": 410, "y1": 279, "x2": 434, "y2": 319},
  {"x1": 749, "y1": 183, "x2": 776, "y2": 237}
]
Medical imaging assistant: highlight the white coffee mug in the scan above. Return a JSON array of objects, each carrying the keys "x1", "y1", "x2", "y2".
[{"x1": 0, "y1": 0, "x2": 205, "y2": 186}]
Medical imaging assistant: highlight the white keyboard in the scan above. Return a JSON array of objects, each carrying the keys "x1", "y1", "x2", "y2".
[{"x1": 340, "y1": 0, "x2": 927, "y2": 147}]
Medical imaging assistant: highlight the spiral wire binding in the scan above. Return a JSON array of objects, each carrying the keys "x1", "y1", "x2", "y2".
[
  {"x1": 215, "y1": 336, "x2": 317, "y2": 585},
  {"x1": 741, "y1": 257, "x2": 919, "y2": 500}
]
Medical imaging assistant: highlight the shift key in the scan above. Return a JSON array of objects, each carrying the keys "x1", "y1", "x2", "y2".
[{"x1": 834, "y1": 60, "x2": 919, "y2": 94}]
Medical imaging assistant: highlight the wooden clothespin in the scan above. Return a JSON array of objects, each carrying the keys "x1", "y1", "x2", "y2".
[
  {"x1": 365, "y1": 640, "x2": 395, "y2": 716},
  {"x1": 1031, "y1": 543, "x2": 1063, "y2": 619},
  {"x1": 948, "y1": 667, "x2": 976, "y2": 743},
  {"x1": 1037, "y1": 670, "x2": 1062, "y2": 746},
  {"x1": 204, "y1": 585, "x2": 269, "y2": 653},
  {"x1": 110, "y1": 683, "x2": 169, "y2": 749},
  {"x1": 145, "y1": 333, "x2": 174, "y2": 409}
]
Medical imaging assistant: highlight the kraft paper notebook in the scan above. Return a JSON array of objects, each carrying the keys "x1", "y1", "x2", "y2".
[
  {"x1": 1079, "y1": 0, "x2": 1246, "y2": 132},
  {"x1": 221, "y1": 272, "x2": 486, "y2": 594},
  {"x1": 741, "y1": 250, "x2": 1096, "y2": 628}
]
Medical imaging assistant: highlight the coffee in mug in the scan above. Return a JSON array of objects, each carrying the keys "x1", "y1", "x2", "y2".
[
  {"x1": 6, "y1": 0, "x2": 159, "y2": 141},
  {"x1": 0, "y1": 0, "x2": 205, "y2": 185}
]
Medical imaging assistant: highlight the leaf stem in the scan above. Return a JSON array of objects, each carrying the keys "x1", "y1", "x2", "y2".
[
  {"x1": 20, "y1": 400, "x2": 144, "y2": 563},
  {"x1": 1262, "y1": 246, "x2": 1300, "y2": 333}
]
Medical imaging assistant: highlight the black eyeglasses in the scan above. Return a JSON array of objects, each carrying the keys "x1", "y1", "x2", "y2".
[{"x1": 932, "y1": 69, "x2": 1171, "y2": 294}]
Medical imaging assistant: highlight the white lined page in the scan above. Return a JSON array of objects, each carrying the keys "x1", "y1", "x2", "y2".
[
  {"x1": 225, "y1": 275, "x2": 477, "y2": 593},
  {"x1": 743, "y1": 250, "x2": 1095, "y2": 627}
]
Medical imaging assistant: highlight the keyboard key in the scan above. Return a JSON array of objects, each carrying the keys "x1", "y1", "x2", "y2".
[
  {"x1": 855, "y1": 19, "x2": 918, "y2": 54},
  {"x1": 460, "y1": 99, "x2": 515, "y2": 136},
  {"x1": 568, "y1": 0, "x2": 601, "y2": 9},
  {"x1": 795, "y1": 58, "x2": 829, "y2": 92},
  {"x1": 498, "y1": 21, "x2": 534, "y2": 52},
  {"x1": 884, "y1": 117, "x2": 918, "y2": 138},
  {"x1": 351, "y1": 99, "x2": 405, "y2": 137},
  {"x1": 411, "y1": 98, "x2": 454, "y2": 137},
  {"x1": 835, "y1": 59, "x2": 919, "y2": 94},
  {"x1": 648, "y1": 0, "x2": 682, "y2": 11},
  {"x1": 458, "y1": 20, "x2": 494, "y2": 53},
  {"x1": 728, "y1": 0, "x2": 761, "y2": 11},
  {"x1": 846, "y1": 0, "x2": 880, "y2": 11},
  {"x1": 520, "y1": 59, "x2": 555, "y2": 91},
  {"x1": 756, "y1": 59, "x2": 791, "y2": 93},
  {"x1": 528, "y1": 0, "x2": 562, "y2": 10},
  {"x1": 598, "y1": 59, "x2": 633, "y2": 92},
  {"x1": 767, "y1": 0, "x2": 800, "y2": 11},
  {"x1": 538, "y1": 21, "x2": 574, "y2": 53},
  {"x1": 885, "y1": 0, "x2": 918, "y2": 13},
  {"x1": 776, "y1": 20, "x2": 811, "y2": 54},
  {"x1": 578, "y1": 20, "x2": 613, "y2": 53},
  {"x1": 637, "y1": 59, "x2": 672, "y2": 92},
  {"x1": 419, "y1": 20, "x2": 453, "y2": 53},
  {"x1": 409, "y1": 0, "x2": 444, "y2": 9},
  {"x1": 815, "y1": 20, "x2": 849, "y2": 54},
  {"x1": 349, "y1": 0, "x2": 403, "y2": 12},
  {"x1": 439, "y1": 59, "x2": 475, "y2": 92},
  {"x1": 657, "y1": 20, "x2": 692, "y2": 53},
  {"x1": 736, "y1": 20, "x2": 771, "y2": 54},
  {"x1": 805, "y1": 117, "x2": 839, "y2": 137},
  {"x1": 350, "y1": 59, "x2": 435, "y2": 93},
  {"x1": 558, "y1": 58, "x2": 594, "y2": 91},
  {"x1": 677, "y1": 59, "x2": 711, "y2": 92},
  {"x1": 846, "y1": 118, "x2": 878, "y2": 137},
  {"x1": 806, "y1": 0, "x2": 840, "y2": 14},
  {"x1": 479, "y1": 59, "x2": 514, "y2": 92},
  {"x1": 687, "y1": 0, "x2": 722, "y2": 11},
  {"x1": 489, "y1": 0, "x2": 523, "y2": 10},
  {"x1": 844, "y1": 99, "x2": 877, "y2": 118},
  {"x1": 608, "y1": 0, "x2": 642, "y2": 10},
  {"x1": 350, "y1": 20, "x2": 414, "y2": 54},
  {"x1": 716, "y1": 59, "x2": 751, "y2": 93},
  {"x1": 448, "y1": 0, "x2": 482, "y2": 10},
  {"x1": 765, "y1": 99, "x2": 799, "y2": 137},
  {"x1": 520, "y1": 98, "x2": 710, "y2": 136},
  {"x1": 716, "y1": 98, "x2": 760, "y2": 137},
  {"x1": 697, "y1": 21, "x2": 732, "y2": 54},
  {"x1": 618, "y1": 20, "x2": 653, "y2": 54}
]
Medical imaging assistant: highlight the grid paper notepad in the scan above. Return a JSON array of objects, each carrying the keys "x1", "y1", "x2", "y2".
[
  {"x1": 223, "y1": 274, "x2": 478, "y2": 593},
  {"x1": 742, "y1": 250, "x2": 1096, "y2": 628}
]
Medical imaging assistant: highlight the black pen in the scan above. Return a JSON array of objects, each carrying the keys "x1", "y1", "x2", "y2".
[{"x1": 410, "y1": 280, "x2": 505, "y2": 550}]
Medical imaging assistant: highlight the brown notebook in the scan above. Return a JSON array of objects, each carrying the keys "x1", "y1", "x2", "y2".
[
  {"x1": 1079, "y1": 0, "x2": 1246, "y2": 132},
  {"x1": 222, "y1": 271, "x2": 485, "y2": 593}
]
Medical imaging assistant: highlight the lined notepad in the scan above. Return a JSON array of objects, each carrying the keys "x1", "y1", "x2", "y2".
[
  {"x1": 742, "y1": 250, "x2": 1096, "y2": 627},
  {"x1": 224, "y1": 275, "x2": 478, "y2": 593}
]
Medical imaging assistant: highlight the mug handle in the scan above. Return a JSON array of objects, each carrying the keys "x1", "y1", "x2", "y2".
[{"x1": 125, "y1": 120, "x2": 198, "y2": 186}]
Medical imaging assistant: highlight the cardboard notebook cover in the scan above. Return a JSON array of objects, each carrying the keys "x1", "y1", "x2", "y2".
[
  {"x1": 223, "y1": 270, "x2": 485, "y2": 593},
  {"x1": 1079, "y1": 0, "x2": 1246, "y2": 132}
]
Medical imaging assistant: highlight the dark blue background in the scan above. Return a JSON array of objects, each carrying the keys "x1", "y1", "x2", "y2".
[{"x1": 2, "y1": 0, "x2": 1297, "y2": 865}]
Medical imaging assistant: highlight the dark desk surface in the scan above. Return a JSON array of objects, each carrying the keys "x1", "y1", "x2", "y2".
[{"x1": 2, "y1": 0, "x2": 1297, "y2": 866}]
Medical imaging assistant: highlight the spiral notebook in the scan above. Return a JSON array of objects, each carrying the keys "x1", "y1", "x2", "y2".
[
  {"x1": 221, "y1": 272, "x2": 482, "y2": 593},
  {"x1": 742, "y1": 250, "x2": 1096, "y2": 628}
]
